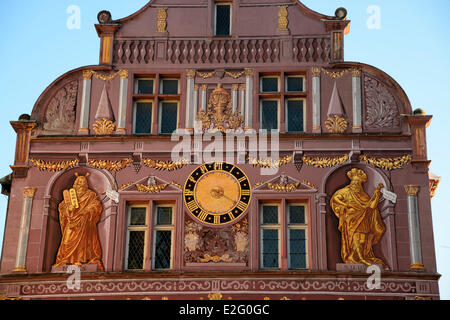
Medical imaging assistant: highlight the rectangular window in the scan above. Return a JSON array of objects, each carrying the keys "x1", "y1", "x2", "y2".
[
  {"x1": 153, "y1": 205, "x2": 174, "y2": 270},
  {"x1": 135, "y1": 79, "x2": 154, "y2": 95},
  {"x1": 261, "y1": 77, "x2": 279, "y2": 93},
  {"x1": 287, "y1": 204, "x2": 308, "y2": 269},
  {"x1": 160, "y1": 79, "x2": 179, "y2": 95},
  {"x1": 260, "y1": 100, "x2": 279, "y2": 131},
  {"x1": 285, "y1": 76, "x2": 305, "y2": 92},
  {"x1": 215, "y1": 4, "x2": 231, "y2": 36},
  {"x1": 134, "y1": 102, "x2": 153, "y2": 134},
  {"x1": 260, "y1": 204, "x2": 280, "y2": 269},
  {"x1": 159, "y1": 102, "x2": 178, "y2": 134},
  {"x1": 125, "y1": 206, "x2": 148, "y2": 270},
  {"x1": 286, "y1": 99, "x2": 305, "y2": 132}
]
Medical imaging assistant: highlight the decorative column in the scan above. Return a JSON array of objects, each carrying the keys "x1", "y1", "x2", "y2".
[
  {"x1": 79, "y1": 70, "x2": 93, "y2": 135},
  {"x1": 185, "y1": 69, "x2": 196, "y2": 131},
  {"x1": 116, "y1": 70, "x2": 129, "y2": 134},
  {"x1": 10, "y1": 117, "x2": 37, "y2": 178},
  {"x1": 231, "y1": 84, "x2": 239, "y2": 113},
  {"x1": 193, "y1": 84, "x2": 199, "y2": 124},
  {"x1": 352, "y1": 69, "x2": 363, "y2": 133},
  {"x1": 13, "y1": 187, "x2": 37, "y2": 273},
  {"x1": 311, "y1": 67, "x2": 321, "y2": 133},
  {"x1": 404, "y1": 185, "x2": 424, "y2": 271},
  {"x1": 201, "y1": 84, "x2": 208, "y2": 111},
  {"x1": 244, "y1": 68, "x2": 254, "y2": 130},
  {"x1": 240, "y1": 84, "x2": 246, "y2": 120}
]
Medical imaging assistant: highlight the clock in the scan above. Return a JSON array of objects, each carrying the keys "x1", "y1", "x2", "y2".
[{"x1": 184, "y1": 162, "x2": 251, "y2": 226}]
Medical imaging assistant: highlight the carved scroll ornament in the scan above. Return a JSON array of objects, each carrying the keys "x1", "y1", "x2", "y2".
[
  {"x1": 364, "y1": 76, "x2": 401, "y2": 130},
  {"x1": 43, "y1": 81, "x2": 78, "y2": 134}
]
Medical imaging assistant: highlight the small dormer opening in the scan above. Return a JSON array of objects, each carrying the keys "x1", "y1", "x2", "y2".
[{"x1": 215, "y1": 2, "x2": 232, "y2": 36}]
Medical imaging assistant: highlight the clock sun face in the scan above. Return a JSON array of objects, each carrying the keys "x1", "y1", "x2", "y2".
[{"x1": 184, "y1": 162, "x2": 251, "y2": 226}]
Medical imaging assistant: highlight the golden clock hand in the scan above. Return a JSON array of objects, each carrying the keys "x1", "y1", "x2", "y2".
[{"x1": 221, "y1": 193, "x2": 236, "y2": 204}]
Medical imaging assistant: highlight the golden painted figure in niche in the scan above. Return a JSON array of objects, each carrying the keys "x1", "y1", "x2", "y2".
[
  {"x1": 53, "y1": 173, "x2": 104, "y2": 271},
  {"x1": 330, "y1": 168, "x2": 388, "y2": 268}
]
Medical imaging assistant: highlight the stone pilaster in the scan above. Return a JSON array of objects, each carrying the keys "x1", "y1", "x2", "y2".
[
  {"x1": 311, "y1": 67, "x2": 321, "y2": 133},
  {"x1": 352, "y1": 69, "x2": 362, "y2": 133},
  {"x1": 404, "y1": 185, "x2": 424, "y2": 271},
  {"x1": 13, "y1": 187, "x2": 37, "y2": 273},
  {"x1": 244, "y1": 68, "x2": 253, "y2": 130},
  {"x1": 116, "y1": 70, "x2": 129, "y2": 134}
]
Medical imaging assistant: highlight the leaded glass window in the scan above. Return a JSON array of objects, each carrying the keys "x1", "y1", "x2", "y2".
[
  {"x1": 288, "y1": 204, "x2": 308, "y2": 269},
  {"x1": 126, "y1": 206, "x2": 148, "y2": 270},
  {"x1": 159, "y1": 102, "x2": 178, "y2": 134},
  {"x1": 286, "y1": 99, "x2": 304, "y2": 132},
  {"x1": 134, "y1": 102, "x2": 152, "y2": 134},
  {"x1": 153, "y1": 205, "x2": 174, "y2": 270},
  {"x1": 286, "y1": 76, "x2": 304, "y2": 92},
  {"x1": 135, "y1": 79, "x2": 154, "y2": 94},
  {"x1": 261, "y1": 77, "x2": 279, "y2": 93},
  {"x1": 215, "y1": 4, "x2": 231, "y2": 36},
  {"x1": 160, "y1": 79, "x2": 179, "y2": 95},
  {"x1": 261, "y1": 204, "x2": 280, "y2": 269},
  {"x1": 262, "y1": 229, "x2": 279, "y2": 268},
  {"x1": 261, "y1": 100, "x2": 279, "y2": 131}
]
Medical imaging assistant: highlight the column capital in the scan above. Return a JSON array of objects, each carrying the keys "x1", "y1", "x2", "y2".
[
  {"x1": 186, "y1": 69, "x2": 196, "y2": 79},
  {"x1": 244, "y1": 68, "x2": 254, "y2": 77},
  {"x1": 22, "y1": 187, "x2": 37, "y2": 199},
  {"x1": 404, "y1": 185, "x2": 420, "y2": 196},
  {"x1": 311, "y1": 67, "x2": 321, "y2": 77}
]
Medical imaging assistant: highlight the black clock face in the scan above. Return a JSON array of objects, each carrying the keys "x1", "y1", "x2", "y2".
[{"x1": 184, "y1": 162, "x2": 251, "y2": 226}]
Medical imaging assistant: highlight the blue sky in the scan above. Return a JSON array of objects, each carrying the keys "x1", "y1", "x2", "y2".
[{"x1": 0, "y1": 0, "x2": 449, "y2": 299}]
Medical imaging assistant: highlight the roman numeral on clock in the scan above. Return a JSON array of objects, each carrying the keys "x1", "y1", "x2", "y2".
[
  {"x1": 237, "y1": 176, "x2": 247, "y2": 183},
  {"x1": 214, "y1": 162, "x2": 223, "y2": 171},
  {"x1": 184, "y1": 190, "x2": 194, "y2": 196},
  {"x1": 214, "y1": 215, "x2": 221, "y2": 224},
  {"x1": 236, "y1": 201, "x2": 247, "y2": 212},
  {"x1": 197, "y1": 210, "x2": 208, "y2": 221},
  {"x1": 241, "y1": 189, "x2": 250, "y2": 196},
  {"x1": 186, "y1": 201, "x2": 198, "y2": 212}
]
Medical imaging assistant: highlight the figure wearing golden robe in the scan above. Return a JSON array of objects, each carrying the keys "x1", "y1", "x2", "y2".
[
  {"x1": 53, "y1": 173, "x2": 104, "y2": 271},
  {"x1": 330, "y1": 168, "x2": 388, "y2": 268}
]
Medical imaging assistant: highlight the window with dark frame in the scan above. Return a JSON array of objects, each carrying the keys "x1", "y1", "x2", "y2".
[
  {"x1": 159, "y1": 102, "x2": 178, "y2": 134},
  {"x1": 160, "y1": 79, "x2": 179, "y2": 95},
  {"x1": 215, "y1": 4, "x2": 231, "y2": 36},
  {"x1": 134, "y1": 102, "x2": 153, "y2": 134},
  {"x1": 288, "y1": 204, "x2": 308, "y2": 269},
  {"x1": 126, "y1": 207, "x2": 147, "y2": 270},
  {"x1": 153, "y1": 206, "x2": 174, "y2": 270},
  {"x1": 286, "y1": 99, "x2": 304, "y2": 132},
  {"x1": 260, "y1": 100, "x2": 279, "y2": 131},
  {"x1": 261, "y1": 205, "x2": 280, "y2": 269}
]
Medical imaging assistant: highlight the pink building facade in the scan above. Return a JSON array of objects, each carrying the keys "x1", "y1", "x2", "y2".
[{"x1": 0, "y1": 0, "x2": 440, "y2": 300}]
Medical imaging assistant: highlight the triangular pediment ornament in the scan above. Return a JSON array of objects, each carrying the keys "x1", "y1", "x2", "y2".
[
  {"x1": 253, "y1": 173, "x2": 317, "y2": 193},
  {"x1": 118, "y1": 176, "x2": 181, "y2": 193}
]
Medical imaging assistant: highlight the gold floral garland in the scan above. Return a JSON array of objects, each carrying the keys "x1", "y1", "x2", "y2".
[
  {"x1": 302, "y1": 155, "x2": 349, "y2": 168},
  {"x1": 136, "y1": 184, "x2": 168, "y2": 193},
  {"x1": 142, "y1": 158, "x2": 190, "y2": 171},
  {"x1": 267, "y1": 182, "x2": 300, "y2": 192},
  {"x1": 88, "y1": 158, "x2": 133, "y2": 172},
  {"x1": 319, "y1": 67, "x2": 360, "y2": 79},
  {"x1": 248, "y1": 155, "x2": 293, "y2": 169},
  {"x1": 30, "y1": 158, "x2": 79, "y2": 172},
  {"x1": 83, "y1": 69, "x2": 128, "y2": 81},
  {"x1": 359, "y1": 154, "x2": 412, "y2": 171}
]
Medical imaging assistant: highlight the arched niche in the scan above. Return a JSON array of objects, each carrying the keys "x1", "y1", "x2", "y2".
[
  {"x1": 40, "y1": 167, "x2": 117, "y2": 273},
  {"x1": 322, "y1": 164, "x2": 396, "y2": 271}
]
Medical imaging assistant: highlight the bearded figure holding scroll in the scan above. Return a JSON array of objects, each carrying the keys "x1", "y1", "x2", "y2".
[
  {"x1": 330, "y1": 168, "x2": 388, "y2": 268},
  {"x1": 54, "y1": 173, "x2": 104, "y2": 271}
]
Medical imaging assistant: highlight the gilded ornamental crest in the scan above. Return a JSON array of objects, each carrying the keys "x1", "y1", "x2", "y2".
[{"x1": 196, "y1": 83, "x2": 243, "y2": 133}]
